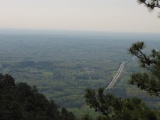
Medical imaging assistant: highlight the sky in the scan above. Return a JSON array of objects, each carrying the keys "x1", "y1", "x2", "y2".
[{"x1": 0, "y1": 0, "x2": 160, "y2": 33}]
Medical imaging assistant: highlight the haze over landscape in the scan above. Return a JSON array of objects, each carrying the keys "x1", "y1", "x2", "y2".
[
  {"x1": 0, "y1": 0, "x2": 160, "y2": 33},
  {"x1": 1, "y1": 0, "x2": 160, "y2": 120}
]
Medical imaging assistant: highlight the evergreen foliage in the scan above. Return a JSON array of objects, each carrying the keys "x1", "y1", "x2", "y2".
[
  {"x1": 137, "y1": 0, "x2": 160, "y2": 17},
  {"x1": 129, "y1": 42, "x2": 160, "y2": 96},
  {"x1": 84, "y1": 88, "x2": 160, "y2": 120},
  {"x1": 137, "y1": 0, "x2": 160, "y2": 10},
  {"x1": 0, "y1": 74, "x2": 75, "y2": 120},
  {"x1": 84, "y1": 1, "x2": 160, "y2": 119}
]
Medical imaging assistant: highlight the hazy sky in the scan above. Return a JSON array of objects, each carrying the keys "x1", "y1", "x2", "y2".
[{"x1": 0, "y1": 0, "x2": 160, "y2": 33}]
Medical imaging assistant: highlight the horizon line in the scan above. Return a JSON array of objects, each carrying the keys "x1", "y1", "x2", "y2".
[{"x1": 0, "y1": 28, "x2": 160, "y2": 35}]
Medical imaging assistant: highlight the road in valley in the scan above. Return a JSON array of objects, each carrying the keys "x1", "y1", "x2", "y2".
[{"x1": 105, "y1": 61, "x2": 127, "y2": 90}]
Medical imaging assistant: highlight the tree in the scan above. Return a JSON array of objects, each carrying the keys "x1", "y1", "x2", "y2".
[
  {"x1": 137, "y1": 0, "x2": 160, "y2": 17},
  {"x1": 128, "y1": 0, "x2": 160, "y2": 96},
  {"x1": 0, "y1": 74, "x2": 76, "y2": 120},
  {"x1": 129, "y1": 42, "x2": 160, "y2": 96},
  {"x1": 61, "y1": 107, "x2": 76, "y2": 120},
  {"x1": 84, "y1": 1, "x2": 160, "y2": 119},
  {"x1": 137, "y1": 0, "x2": 160, "y2": 10},
  {"x1": 85, "y1": 88, "x2": 159, "y2": 120}
]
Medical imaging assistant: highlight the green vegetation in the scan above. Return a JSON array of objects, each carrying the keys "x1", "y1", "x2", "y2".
[
  {"x1": 0, "y1": 74, "x2": 75, "y2": 120},
  {"x1": 0, "y1": 33, "x2": 133, "y2": 108},
  {"x1": 0, "y1": 1, "x2": 160, "y2": 119},
  {"x1": 67, "y1": 106, "x2": 101, "y2": 120},
  {"x1": 0, "y1": 32, "x2": 160, "y2": 118},
  {"x1": 83, "y1": 41, "x2": 160, "y2": 119},
  {"x1": 85, "y1": 88, "x2": 160, "y2": 120},
  {"x1": 84, "y1": 1, "x2": 160, "y2": 119},
  {"x1": 129, "y1": 42, "x2": 160, "y2": 95}
]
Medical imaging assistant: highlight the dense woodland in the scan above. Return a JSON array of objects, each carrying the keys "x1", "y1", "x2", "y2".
[
  {"x1": 0, "y1": 74, "x2": 75, "y2": 120},
  {"x1": 1, "y1": 0, "x2": 160, "y2": 119},
  {"x1": 0, "y1": 32, "x2": 160, "y2": 119}
]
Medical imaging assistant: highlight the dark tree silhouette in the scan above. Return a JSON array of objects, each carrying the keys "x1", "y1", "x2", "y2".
[
  {"x1": 85, "y1": 88, "x2": 159, "y2": 120},
  {"x1": 128, "y1": 0, "x2": 160, "y2": 96},
  {"x1": 129, "y1": 42, "x2": 160, "y2": 96},
  {"x1": 0, "y1": 74, "x2": 76, "y2": 120},
  {"x1": 138, "y1": 0, "x2": 160, "y2": 10},
  {"x1": 84, "y1": 1, "x2": 160, "y2": 119}
]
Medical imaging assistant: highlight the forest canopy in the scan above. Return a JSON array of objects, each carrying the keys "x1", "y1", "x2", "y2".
[{"x1": 0, "y1": 74, "x2": 75, "y2": 120}]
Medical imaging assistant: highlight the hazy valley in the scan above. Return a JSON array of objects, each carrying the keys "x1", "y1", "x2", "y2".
[{"x1": 1, "y1": 31, "x2": 160, "y2": 118}]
